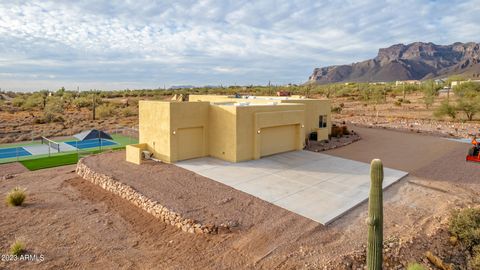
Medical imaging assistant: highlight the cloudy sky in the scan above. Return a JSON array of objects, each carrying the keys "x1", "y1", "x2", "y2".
[{"x1": 0, "y1": 0, "x2": 479, "y2": 91}]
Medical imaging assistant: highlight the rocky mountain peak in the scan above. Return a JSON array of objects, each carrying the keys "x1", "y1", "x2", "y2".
[{"x1": 309, "y1": 42, "x2": 480, "y2": 84}]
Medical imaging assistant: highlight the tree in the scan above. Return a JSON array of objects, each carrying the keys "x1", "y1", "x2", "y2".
[
  {"x1": 55, "y1": 87, "x2": 65, "y2": 97},
  {"x1": 434, "y1": 101, "x2": 457, "y2": 120},
  {"x1": 89, "y1": 90, "x2": 102, "y2": 120},
  {"x1": 422, "y1": 80, "x2": 439, "y2": 109},
  {"x1": 454, "y1": 82, "x2": 480, "y2": 121},
  {"x1": 38, "y1": 90, "x2": 49, "y2": 109},
  {"x1": 457, "y1": 98, "x2": 480, "y2": 121}
]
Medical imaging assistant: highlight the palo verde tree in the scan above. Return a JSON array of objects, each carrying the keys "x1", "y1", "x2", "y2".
[
  {"x1": 454, "y1": 82, "x2": 480, "y2": 121},
  {"x1": 422, "y1": 80, "x2": 440, "y2": 109}
]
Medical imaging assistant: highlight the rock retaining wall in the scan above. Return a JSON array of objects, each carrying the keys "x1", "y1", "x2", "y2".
[{"x1": 76, "y1": 159, "x2": 223, "y2": 234}]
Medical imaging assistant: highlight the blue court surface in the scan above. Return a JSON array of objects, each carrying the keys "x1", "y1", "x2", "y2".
[
  {"x1": 65, "y1": 139, "x2": 117, "y2": 149},
  {"x1": 0, "y1": 147, "x2": 32, "y2": 159}
]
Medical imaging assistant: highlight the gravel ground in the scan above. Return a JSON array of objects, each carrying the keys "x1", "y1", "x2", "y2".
[
  {"x1": 305, "y1": 133, "x2": 361, "y2": 152},
  {"x1": 0, "y1": 127, "x2": 479, "y2": 269}
]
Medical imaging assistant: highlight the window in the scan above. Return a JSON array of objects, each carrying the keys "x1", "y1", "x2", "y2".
[{"x1": 319, "y1": 115, "x2": 327, "y2": 128}]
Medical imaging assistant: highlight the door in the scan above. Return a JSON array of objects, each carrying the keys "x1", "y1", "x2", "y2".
[
  {"x1": 260, "y1": 125, "x2": 297, "y2": 157},
  {"x1": 177, "y1": 127, "x2": 204, "y2": 161}
]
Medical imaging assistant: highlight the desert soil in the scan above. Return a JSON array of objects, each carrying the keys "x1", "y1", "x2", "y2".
[
  {"x1": 329, "y1": 92, "x2": 480, "y2": 139},
  {"x1": 1, "y1": 126, "x2": 479, "y2": 269},
  {"x1": 0, "y1": 162, "x2": 28, "y2": 179}
]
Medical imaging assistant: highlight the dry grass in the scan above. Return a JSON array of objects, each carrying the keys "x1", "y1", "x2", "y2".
[
  {"x1": 10, "y1": 240, "x2": 25, "y2": 256},
  {"x1": 5, "y1": 187, "x2": 27, "y2": 206}
]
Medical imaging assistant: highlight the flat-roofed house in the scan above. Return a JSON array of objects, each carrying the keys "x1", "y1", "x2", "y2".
[{"x1": 126, "y1": 95, "x2": 331, "y2": 164}]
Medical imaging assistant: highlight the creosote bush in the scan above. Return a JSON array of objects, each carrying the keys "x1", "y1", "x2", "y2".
[
  {"x1": 96, "y1": 103, "x2": 117, "y2": 118},
  {"x1": 449, "y1": 207, "x2": 480, "y2": 268},
  {"x1": 10, "y1": 240, "x2": 25, "y2": 256},
  {"x1": 6, "y1": 187, "x2": 27, "y2": 207},
  {"x1": 449, "y1": 207, "x2": 480, "y2": 250},
  {"x1": 470, "y1": 246, "x2": 480, "y2": 269}
]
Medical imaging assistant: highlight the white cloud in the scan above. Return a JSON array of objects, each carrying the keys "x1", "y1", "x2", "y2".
[{"x1": 0, "y1": 0, "x2": 479, "y2": 91}]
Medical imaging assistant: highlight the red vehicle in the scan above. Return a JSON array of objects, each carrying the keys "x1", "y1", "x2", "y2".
[{"x1": 467, "y1": 137, "x2": 480, "y2": 163}]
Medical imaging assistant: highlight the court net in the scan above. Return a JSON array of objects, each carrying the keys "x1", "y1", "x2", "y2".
[{"x1": 41, "y1": 136, "x2": 61, "y2": 153}]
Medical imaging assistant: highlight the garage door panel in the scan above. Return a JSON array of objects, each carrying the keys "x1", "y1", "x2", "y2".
[
  {"x1": 177, "y1": 127, "x2": 204, "y2": 161},
  {"x1": 260, "y1": 125, "x2": 297, "y2": 157}
]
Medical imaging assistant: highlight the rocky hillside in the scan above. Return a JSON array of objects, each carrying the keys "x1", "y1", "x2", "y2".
[{"x1": 308, "y1": 42, "x2": 480, "y2": 84}]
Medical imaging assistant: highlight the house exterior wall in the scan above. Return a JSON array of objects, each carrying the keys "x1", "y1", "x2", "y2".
[
  {"x1": 235, "y1": 104, "x2": 305, "y2": 161},
  {"x1": 208, "y1": 105, "x2": 237, "y2": 162},
  {"x1": 130, "y1": 95, "x2": 331, "y2": 164},
  {"x1": 139, "y1": 101, "x2": 172, "y2": 162},
  {"x1": 280, "y1": 99, "x2": 331, "y2": 141},
  {"x1": 169, "y1": 102, "x2": 209, "y2": 162}
]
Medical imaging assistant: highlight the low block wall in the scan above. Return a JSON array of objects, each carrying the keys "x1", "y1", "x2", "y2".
[
  {"x1": 76, "y1": 159, "x2": 224, "y2": 234},
  {"x1": 126, "y1": 143, "x2": 147, "y2": 165}
]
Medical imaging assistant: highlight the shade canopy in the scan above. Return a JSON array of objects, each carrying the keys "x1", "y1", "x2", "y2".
[{"x1": 73, "y1": 129, "x2": 113, "y2": 141}]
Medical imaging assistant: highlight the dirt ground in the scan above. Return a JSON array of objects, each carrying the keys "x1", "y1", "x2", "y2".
[
  {"x1": 0, "y1": 162, "x2": 28, "y2": 179},
  {"x1": 1, "y1": 127, "x2": 479, "y2": 269},
  {"x1": 329, "y1": 92, "x2": 480, "y2": 139}
]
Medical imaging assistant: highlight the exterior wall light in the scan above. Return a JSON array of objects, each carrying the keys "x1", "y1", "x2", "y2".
[
  {"x1": 173, "y1": 130, "x2": 176, "y2": 135},
  {"x1": 257, "y1": 130, "x2": 261, "y2": 134},
  {"x1": 301, "y1": 124, "x2": 305, "y2": 128}
]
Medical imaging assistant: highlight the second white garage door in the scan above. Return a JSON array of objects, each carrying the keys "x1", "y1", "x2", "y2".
[{"x1": 260, "y1": 125, "x2": 297, "y2": 157}]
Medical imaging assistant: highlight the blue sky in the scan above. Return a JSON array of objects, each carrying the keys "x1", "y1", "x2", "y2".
[{"x1": 0, "y1": 0, "x2": 479, "y2": 91}]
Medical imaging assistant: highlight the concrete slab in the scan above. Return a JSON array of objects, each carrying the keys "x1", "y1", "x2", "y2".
[
  {"x1": 59, "y1": 142, "x2": 78, "y2": 152},
  {"x1": 176, "y1": 150, "x2": 408, "y2": 225},
  {"x1": 23, "y1": 144, "x2": 54, "y2": 155},
  {"x1": 23, "y1": 142, "x2": 79, "y2": 155}
]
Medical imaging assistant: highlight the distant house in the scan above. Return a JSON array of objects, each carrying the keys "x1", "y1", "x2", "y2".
[
  {"x1": 451, "y1": 79, "x2": 480, "y2": 88},
  {"x1": 434, "y1": 79, "x2": 446, "y2": 85},
  {"x1": 438, "y1": 87, "x2": 453, "y2": 96},
  {"x1": 395, "y1": 80, "x2": 421, "y2": 86}
]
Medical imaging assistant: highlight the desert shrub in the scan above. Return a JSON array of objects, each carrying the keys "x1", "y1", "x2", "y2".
[
  {"x1": 6, "y1": 187, "x2": 27, "y2": 206},
  {"x1": 407, "y1": 262, "x2": 425, "y2": 270},
  {"x1": 331, "y1": 106, "x2": 342, "y2": 113},
  {"x1": 449, "y1": 208, "x2": 480, "y2": 250},
  {"x1": 44, "y1": 97, "x2": 64, "y2": 113},
  {"x1": 73, "y1": 97, "x2": 93, "y2": 108},
  {"x1": 12, "y1": 96, "x2": 26, "y2": 107},
  {"x1": 120, "y1": 107, "x2": 137, "y2": 117},
  {"x1": 22, "y1": 93, "x2": 45, "y2": 109},
  {"x1": 470, "y1": 246, "x2": 480, "y2": 269},
  {"x1": 96, "y1": 103, "x2": 116, "y2": 118},
  {"x1": 434, "y1": 101, "x2": 457, "y2": 119},
  {"x1": 396, "y1": 98, "x2": 412, "y2": 104},
  {"x1": 42, "y1": 111, "x2": 58, "y2": 123},
  {"x1": 10, "y1": 240, "x2": 25, "y2": 256},
  {"x1": 394, "y1": 100, "x2": 402, "y2": 106}
]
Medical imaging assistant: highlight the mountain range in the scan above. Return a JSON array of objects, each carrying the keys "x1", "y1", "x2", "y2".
[{"x1": 308, "y1": 42, "x2": 480, "y2": 84}]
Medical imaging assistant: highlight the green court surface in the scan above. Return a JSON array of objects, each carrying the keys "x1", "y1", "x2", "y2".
[
  {"x1": 110, "y1": 134, "x2": 138, "y2": 145},
  {"x1": 20, "y1": 146, "x2": 125, "y2": 171},
  {"x1": 20, "y1": 153, "x2": 80, "y2": 170}
]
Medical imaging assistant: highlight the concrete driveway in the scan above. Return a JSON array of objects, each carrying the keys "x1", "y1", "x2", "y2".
[{"x1": 177, "y1": 150, "x2": 408, "y2": 224}]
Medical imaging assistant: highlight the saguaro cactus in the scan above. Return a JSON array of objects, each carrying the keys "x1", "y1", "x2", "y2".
[{"x1": 367, "y1": 159, "x2": 384, "y2": 270}]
